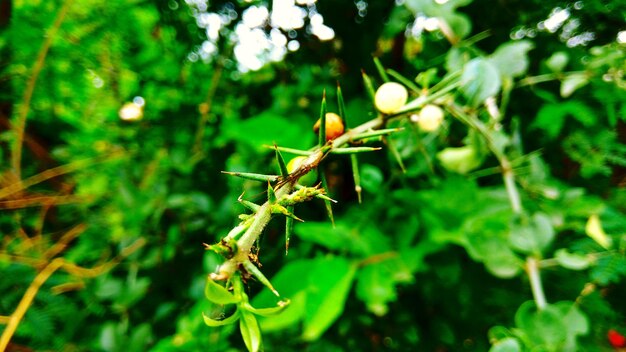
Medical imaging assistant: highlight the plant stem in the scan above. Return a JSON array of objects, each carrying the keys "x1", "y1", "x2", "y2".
[{"x1": 526, "y1": 257, "x2": 547, "y2": 310}]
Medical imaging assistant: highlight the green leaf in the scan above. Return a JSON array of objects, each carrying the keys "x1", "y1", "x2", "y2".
[
  {"x1": 545, "y1": 51, "x2": 569, "y2": 72},
  {"x1": 356, "y1": 262, "x2": 397, "y2": 316},
  {"x1": 560, "y1": 73, "x2": 589, "y2": 98},
  {"x1": 360, "y1": 164, "x2": 384, "y2": 192},
  {"x1": 242, "y1": 300, "x2": 290, "y2": 317},
  {"x1": 532, "y1": 102, "x2": 595, "y2": 139},
  {"x1": 509, "y1": 212, "x2": 555, "y2": 254},
  {"x1": 202, "y1": 310, "x2": 241, "y2": 327},
  {"x1": 554, "y1": 249, "x2": 591, "y2": 270},
  {"x1": 489, "y1": 40, "x2": 534, "y2": 78},
  {"x1": 461, "y1": 58, "x2": 501, "y2": 106},
  {"x1": 303, "y1": 257, "x2": 356, "y2": 341},
  {"x1": 515, "y1": 301, "x2": 567, "y2": 349},
  {"x1": 239, "y1": 310, "x2": 262, "y2": 352},
  {"x1": 489, "y1": 337, "x2": 522, "y2": 352},
  {"x1": 258, "y1": 291, "x2": 306, "y2": 332},
  {"x1": 204, "y1": 278, "x2": 240, "y2": 305}
]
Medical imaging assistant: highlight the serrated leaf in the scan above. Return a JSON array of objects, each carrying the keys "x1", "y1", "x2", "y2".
[
  {"x1": 303, "y1": 257, "x2": 356, "y2": 341},
  {"x1": 461, "y1": 58, "x2": 502, "y2": 107},
  {"x1": 205, "y1": 278, "x2": 240, "y2": 305},
  {"x1": 239, "y1": 310, "x2": 262, "y2": 352}
]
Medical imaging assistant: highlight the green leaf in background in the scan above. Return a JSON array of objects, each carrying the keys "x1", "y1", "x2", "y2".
[
  {"x1": 514, "y1": 301, "x2": 567, "y2": 350},
  {"x1": 545, "y1": 51, "x2": 569, "y2": 72},
  {"x1": 508, "y1": 212, "x2": 555, "y2": 254},
  {"x1": 303, "y1": 257, "x2": 356, "y2": 341},
  {"x1": 489, "y1": 337, "x2": 522, "y2": 352},
  {"x1": 356, "y1": 262, "x2": 398, "y2": 316},
  {"x1": 464, "y1": 212, "x2": 522, "y2": 278},
  {"x1": 532, "y1": 101, "x2": 596, "y2": 139},
  {"x1": 360, "y1": 164, "x2": 384, "y2": 192},
  {"x1": 489, "y1": 40, "x2": 534, "y2": 78},
  {"x1": 240, "y1": 310, "x2": 262, "y2": 352},
  {"x1": 460, "y1": 58, "x2": 501, "y2": 106},
  {"x1": 221, "y1": 112, "x2": 314, "y2": 151}
]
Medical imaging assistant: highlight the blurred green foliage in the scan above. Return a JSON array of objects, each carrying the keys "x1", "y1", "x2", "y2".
[{"x1": 1, "y1": 0, "x2": 625, "y2": 351}]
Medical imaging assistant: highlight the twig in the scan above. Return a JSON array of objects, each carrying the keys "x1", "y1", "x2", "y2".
[
  {"x1": 0, "y1": 258, "x2": 65, "y2": 351},
  {"x1": 10, "y1": 0, "x2": 73, "y2": 180}
]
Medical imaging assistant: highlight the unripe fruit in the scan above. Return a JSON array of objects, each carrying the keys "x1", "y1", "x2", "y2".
[
  {"x1": 287, "y1": 156, "x2": 318, "y2": 186},
  {"x1": 415, "y1": 104, "x2": 444, "y2": 131},
  {"x1": 374, "y1": 82, "x2": 408, "y2": 114},
  {"x1": 313, "y1": 112, "x2": 345, "y2": 141}
]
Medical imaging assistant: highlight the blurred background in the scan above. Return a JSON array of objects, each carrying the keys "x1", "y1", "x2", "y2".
[{"x1": 1, "y1": 0, "x2": 625, "y2": 351}]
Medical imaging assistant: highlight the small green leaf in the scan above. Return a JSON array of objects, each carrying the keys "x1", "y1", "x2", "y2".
[
  {"x1": 202, "y1": 310, "x2": 241, "y2": 327},
  {"x1": 509, "y1": 212, "x2": 555, "y2": 254},
  {"x1": 461, "y1": 58, "x2": 502, "y2": 107},
  {"x1": 489, "y1": 40, "x2": 534, "y2": 78},
  {"x1": 560, "y1": 73, "x2": 589, "y2": 98},
  {"x1": 515, "y1": 301, "x2": 568, "y2": 349},
  {"x1": 205, "y1": 277, "x2": 240, "y2": 305},
  {"x1": 242, "y1": 300, "x2": 290, "y2": 317},
  {"x1": 489, "y1": 337, "x2": 521, "y2": 352},
  {"x1": 554, "y1": 249, "x2": 591, "y2": 270},
  {"x1": 303, "y1": 257, "x2": 356, "y2": 341},
  {"x1": 546, "y1": 51, "x2": 569, "y2": 72},
  {"x1": 267, "y1": 182, "x2": 277, "y2": 204},
  {"x1": 239, "y1": 310, "x2": 262, "y2": 352}
]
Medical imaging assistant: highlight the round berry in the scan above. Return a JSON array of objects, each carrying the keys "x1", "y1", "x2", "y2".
[
  {"x1": 416, "y1": 104, "x2": 444, "y2": 132},
  {"x1": 374, "y1": 82, "x2": 408, "y2": 114},
  {"x1": 313, "y1": 112, "x2": 345, "y2": 141}
]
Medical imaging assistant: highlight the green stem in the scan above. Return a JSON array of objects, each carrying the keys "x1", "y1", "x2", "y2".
[{"x1": 526, "y1": 257, "x2": 547, "y2": 310}]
